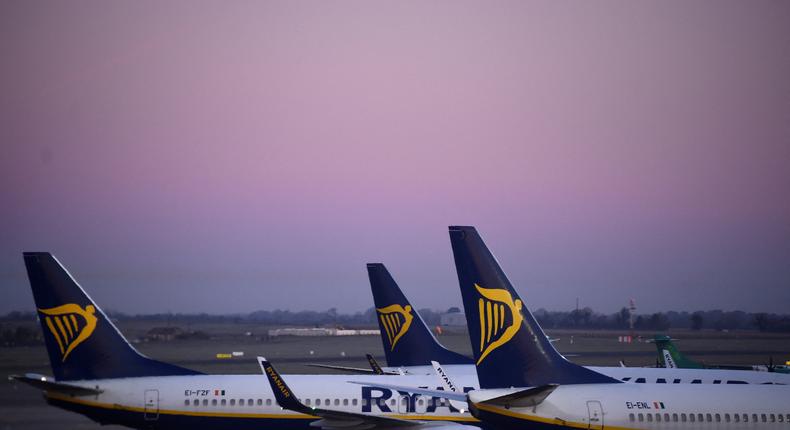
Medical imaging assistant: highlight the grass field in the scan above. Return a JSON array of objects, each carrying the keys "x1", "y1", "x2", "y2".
[{"x1": 1, "y1": 323, "x2": 789, "y2": 430}]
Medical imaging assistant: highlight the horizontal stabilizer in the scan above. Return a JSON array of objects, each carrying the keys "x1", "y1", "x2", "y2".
[
  {"x1": 9, "y1": 374, "x2": 103, "y2": 396},
  {"x1": 303, "y1": 363, "x2": 399, "y2": 375},
  {"x1": 478, "y1": 384, "x2": 558, "y2": 408}
]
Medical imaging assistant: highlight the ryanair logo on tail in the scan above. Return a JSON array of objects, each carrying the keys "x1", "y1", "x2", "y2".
[
  {"x1": 38, "y1": 304, "x2": 98, "y2": 361},
  {"x1": 376, "y1": 304, "x2": 413, "y2": 351},
  {"x1": 475, "y1": 283, "x2": 523, "y2": 365}
]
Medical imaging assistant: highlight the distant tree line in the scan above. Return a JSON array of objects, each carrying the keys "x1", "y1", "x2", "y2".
[
  {"x1": 3, "y1": 308, "x2": 790, "y2": 341},
  {"x1": 532, "y1": 308, "x2": 790, "y2": 332},
  {"x1": 0, "y1": 324, "x2": 42, "y2": 347}
]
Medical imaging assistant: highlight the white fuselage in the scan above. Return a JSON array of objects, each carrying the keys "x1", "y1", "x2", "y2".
[
  {"x1": 50, "y1": 373, "x2": 475, "y2": 423},
  {"x1": 48, "y1": 365, "x2": 790, "y2": 430},
  {"x1": 52, "y1": 371, "x2": 790, "y2": 430},
  {"x1": 389, "y1": 364, "x2": 790, "y2": 385},
  {"x1": 470, "y1": 383, "x2": 790, "y2": 430}
]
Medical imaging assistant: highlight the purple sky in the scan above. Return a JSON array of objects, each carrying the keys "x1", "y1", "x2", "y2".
[{"x1": 2, "y1": 1, "x2": 789, "y2": 315}]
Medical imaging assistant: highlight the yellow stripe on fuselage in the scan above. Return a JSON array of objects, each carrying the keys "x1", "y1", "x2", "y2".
[{"x1": 474, "y1": 403, "x2": 639, "y2": 430}]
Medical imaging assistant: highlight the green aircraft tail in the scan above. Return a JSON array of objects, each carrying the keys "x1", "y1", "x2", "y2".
[{"x1": 652, "y1": 335, "x2": 705, "y2": 369}]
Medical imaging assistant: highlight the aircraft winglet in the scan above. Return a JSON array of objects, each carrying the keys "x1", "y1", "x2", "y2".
[
  {"x1": 430, "y1": 361, "x2": 468, "y2": 411},
  {"x1": 258, "y1": 357, "x2": 309, "y2": 413},
  {"x1": 258, "y1": 357, "x2": 421, "y2": 428}
]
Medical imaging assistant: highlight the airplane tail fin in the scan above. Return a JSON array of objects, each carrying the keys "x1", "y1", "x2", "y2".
[
  {"x1": 23, "y1": 252, "x2": 201, "y2": 381},
  {"x1": 367, "y1": 263, "x2": 472, "y2": 367},
  {"x1": 652, "y1": 335, "x2": 704, "y2": 369},
  {"x1": 447, "y1": 226, "x2": 619, "y2": 389}
]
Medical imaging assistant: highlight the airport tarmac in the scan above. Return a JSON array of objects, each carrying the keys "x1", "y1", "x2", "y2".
[{"x1": 2, "y1": 328, "x2": 789, "y2": 430}]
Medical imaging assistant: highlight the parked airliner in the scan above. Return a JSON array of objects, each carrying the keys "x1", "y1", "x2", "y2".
[
  {"x1": 12, "y1": 253, "x2": 482, "y2": 430},
  {"x1": 320, "y1": 262, "x2": 790, "y2": 385},
  {"x1": 369, "y1": 226, "x2": 790, "y2": 430}
]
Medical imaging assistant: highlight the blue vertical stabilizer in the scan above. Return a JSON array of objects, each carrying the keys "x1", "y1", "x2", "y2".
[
  {"x1": 447, "y1": 227, "x2": 619, "y2": 388},
  {"x1": 24, "y1": 252, "x2": 201, "y2": 380},
  {"x1": 367, "y1": 263, "x2": 472, "y2": 367}
]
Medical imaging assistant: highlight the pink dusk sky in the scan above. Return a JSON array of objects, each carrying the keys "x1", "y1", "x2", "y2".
[{"x1": 1, "y1": 1, "x2": 789, "y2": 314}]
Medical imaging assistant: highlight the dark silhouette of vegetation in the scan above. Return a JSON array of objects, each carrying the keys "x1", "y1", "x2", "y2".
[
  {"x1": 0, "y1": 324, "x2": 42, "y2": 346},
  {"x1": 3, "y1": 308, "x2": 790, "y2": 344},
  {"x1": 691, "y1": 312, "x2": 704, "y2": 330}
]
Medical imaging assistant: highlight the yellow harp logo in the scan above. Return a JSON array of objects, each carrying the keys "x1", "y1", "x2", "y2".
[
  {"x1": 475, "y1": 283, "x2": 523, "y2": 365},
  {"x1": 38, "y1": 304, "x2": 98, "y2": 361},
  {"x1": 376, "y1": 304, "x2": 413, "y2": 351}
]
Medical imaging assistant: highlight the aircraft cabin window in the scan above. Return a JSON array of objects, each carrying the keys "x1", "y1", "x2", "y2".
[
  {"x1": 734, "y1": 414, "x2": 739, "y2": 423},
  {"x1": 691, "y1": 379, "x2": 702, "y2": 384},
  {"x1": 635, "y1": 378, "x2": 646, "y2": 383},
  {"x1": 647, "y1": 414, "x2": 653, "y2": 422},
  {"x1": 638, "y1": 413, "x2": 644, "y2": 422},
  {"x1": 230, "y1": 399, "x2": 235, "y2": 406},
  {"x1": 713, "y1": 380, "x2": 721, "y2": 384},
  {"x1": 725, "y1": 414, "x2": 730, "y2": 422},
  {"x1": 689, "y1": 413, "x2": 695, "y2": 422},
  {"x1": 184, "y1": 399, "x2": 189, "y2": 406},
  {"x1": 629, "y1": 413, "x2": 635, "y2": 422},
  {"x1": 221, "y1": 399, "x2": 226, "y2": 406},
  {"x1": 753, "y1": 414, "x2": 758, "y2": 422},
  {"x1": 248, "y1": 399, "x2": 253, "y2": 406},
  {"x1": 343, "y1": 399, "x2": 348, "y2": 406},
  {"x1": 622, "y1": 377, "x2": 632, "y2": 382},
  {"x1": 361, "y1": 399, "x2": 368, "y2": 407},
  {"x1": 681, "y1": 413, "x2": 687, "y2": 422},
  {"x1": 212, "y1": 399, "x2": 217, "y2": 406},
  {"x1": 778, "y1": 414, "x2": 783, "y2": 422},
  {"x1": 762, "y1": 414, "x2": 767, "y2": 422},
  {"x1": 672, "y1": 413, "x2": 678, "y2": 422},
  {"x1": 673, "y1": 379, "x2": 681, "y2": 384},
  {"x1": 656, "y1": 378, "x2": 666, "y2": 384},
  {"x1": 202, "y1": 399, "x2": 208, "y2": 406},
  {"x1": 418, "y1": 399, "x2": 424, "y2": 406},
  {"x1": 257, "y1": 399, "x2": 262, "y2": 406},
  {"x1": 664, "y1": 413, "x2": 670, "y2": 422},
  {"x1": 698, "y1": 413, "x2": 704, "y2": 422},
  {"x1": 334, "y1": 399, "x2": 339, "y2": 406},
  {"x1": 743, "y1": 414, "x2": 748, "y2": 422},
  {"x1": 193, "y1": 399, "x2": 199, "y2": 406},
  {"x1": 389, "y1": 399, "x2": 396, "y2": 406},
  {"x1": 325, "y1": 399, "x2": 330, "y2": 406},
  {"x1": 655, "y1": 413, "x2": 661, "y2": 422},
  {"x1": 770, "y1": 414, "x2": 776, "y2": 422},
  {"x1": 305, "y1": 399, "x2": 311, "y2": 406},
  {"x1": 727, "y1": 380, "x2": 747, "y2": 384},
  {"x1": 316, "y1": 399, "x2": 321, "y2": 406},
  {"x1": 715, "y1": 413, "x2": 720, "y2": 422},
  {"x1": 352, "y1": 399, "x2": 358, "y2": 406},
  {"x1": 266, "y1": 399, "x2": 272, "y2": 406}
]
